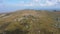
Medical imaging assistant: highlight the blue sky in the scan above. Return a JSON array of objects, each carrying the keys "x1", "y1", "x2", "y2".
[{"x1": 0, "y1": 0, "x2": 60, "y2": 13}]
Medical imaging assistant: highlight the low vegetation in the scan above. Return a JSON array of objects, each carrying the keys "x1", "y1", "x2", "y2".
[{"x1": 0, "y1": 10, "x2": 60, "y2": 34}]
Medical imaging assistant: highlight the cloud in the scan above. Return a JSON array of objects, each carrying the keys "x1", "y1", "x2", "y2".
[
  {"x1": 25, "y1": 3, "x2": 34, "y2": 6},
  {"x1": 1, "y1": 0, "x2": 60, "y2": 7},
  {"x1": 34, "y1": 0, "x2": 39, "y2": 2},
  {"x1": 39, "y1": 0, "x2": 57, "y2": 7},
  {"x1": 4, "y1": 3, "x2": 34, "y2": 7},
  {"x1": 32, "y1": 0, "x2": 57, "y2": 7},
  {"x1": 46, "y1": 1, "x2": 56, "y2": 6}
]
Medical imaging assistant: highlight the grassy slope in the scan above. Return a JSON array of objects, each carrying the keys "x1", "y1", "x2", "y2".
[{"x1": 0, "y1": 10, "x2": 60, "y2": 34}]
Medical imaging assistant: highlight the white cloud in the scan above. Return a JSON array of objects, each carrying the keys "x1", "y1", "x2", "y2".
[
  {"x1": 22, "y1": 3, "x2": 34, "y2": 6},
  {"x1": 3, "y1": 0, "x2": 59, "y2": 7},
  {"x1": 46, "y1": 1, "x2": 55, "y2": 6},
  {"x1": 26, "y1": 3, "x2": 34, "y2": 6},
  {"x1": 39, "y1": 0, "x2": 57, "y2": 7},
  {"x1": 31, "y1": 0, "x2": 57, "y2": 7},
  {"x1": 34, "y1": 0, "x2": 39, "y2": 2},
  {"x1": 5, "y1": 3, "x2": 34, "y2": 7},
  {"x1": 39, "y1": 4, "x2": 47, "y2": 6}
]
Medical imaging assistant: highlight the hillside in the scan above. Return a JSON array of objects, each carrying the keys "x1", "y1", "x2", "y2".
[{"x1": 0, "y1": 10, "x2": 60, "y2": 34}]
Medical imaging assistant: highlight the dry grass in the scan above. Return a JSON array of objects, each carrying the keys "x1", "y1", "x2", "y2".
[{"x1": 0, "y1": 10, "x2": 60, "y2": 34}]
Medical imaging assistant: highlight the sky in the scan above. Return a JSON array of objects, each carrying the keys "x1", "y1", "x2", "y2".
[{"x1": 0, "y1": 0, "x2": 60, "y2": 13}]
